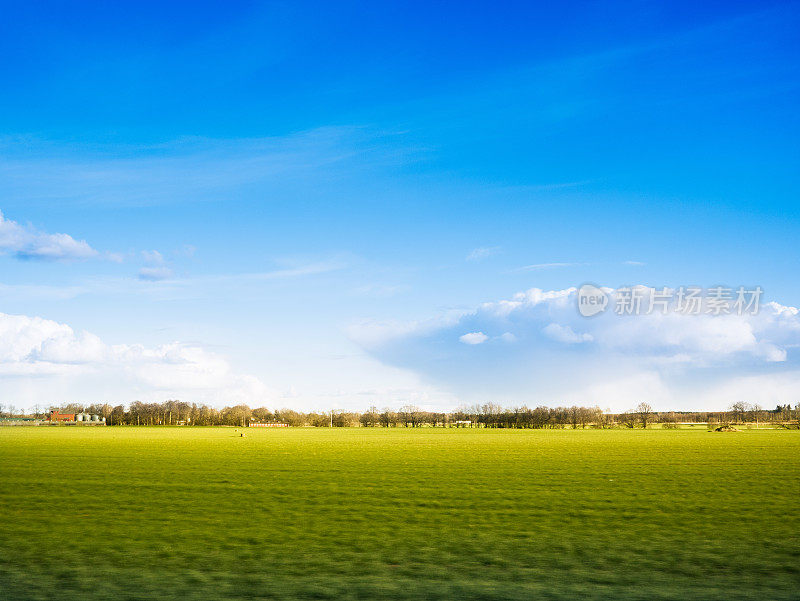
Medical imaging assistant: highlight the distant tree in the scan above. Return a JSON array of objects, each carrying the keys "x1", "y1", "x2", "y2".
[
  {"x1": 660, "y1": 411, "x2": 679, "y2": 429},
  {"x1": 332, "y1": 411, "x2": 358, "y2": 427},
  {"x1": 306, "y1": 412, "x2": 328, "y2": 427},
  {"x1": 61, "y1": 403, "x2": 84, "y2": 415},
  {"x1": 730, "y1": 402, "x2": 748, "y2": 423},
  {"x1": 593, "y1": 409, "x2": 611, "y2": 429},
  {"x1": 479, "y1": 403, "x2": 503, "y2": 428},
  {"x1": 380, "y1": 409, "x2": 399, "y2": 427},
  {"x1": 430, "y1": 412, "x2": 447, "y2": 427},
  {"x1": 399, "y1": 405, "x2": 420, "y2": 427},
  {"x1": 751, "y1": 404, "x2": 762, "y2": 429},
  {"x1": 620, "y1": 411, "x2": 637, "y2": 429},
  {"x1": 274, "y1": 409, "x2": 303, "y2": 427},
  {"x1": 224, "y1": 404, "x2": 252, "y2": 427},
  {"x1": 569, "y1": 406, "x2": 580, "y2": 429},
  {"x1": 360, "y1": 406, "x2": 379, "y2": 427},
  {"x1": 636, "y1": 403, "x2": 653, "y2": 428},
  {"x1": 110, "y1": 405, "x2": 125, "y2": 426},
  {"x1": 252, "y1": 407, "x2": 274, "y2": 424}
]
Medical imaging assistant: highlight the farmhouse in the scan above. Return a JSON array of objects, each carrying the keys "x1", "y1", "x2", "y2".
[
  {"x1": 49, "y1": 411, "x2": 75, "y2": 422},
  {"x1": 47, "y1": 411, "x2": 106, "y2": 425}
]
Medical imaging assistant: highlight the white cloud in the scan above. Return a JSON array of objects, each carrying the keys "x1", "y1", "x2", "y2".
[
  {"x1": 352, "y1": 286, "x2": 800, "y2": 411},
  {"x1": 472, "y1": 286, "x2": 794, "y2": 364},
  {"x1": 0, "y1": 210, "x2": 97, "y2": 261},
  {"x1": 466, "y1": 246, "x2": 501, "y2": 261},
  {"x1": 105, "y1": 251, "x2": 125, "y2": 263},
  {"x1": 138, "y1": 250, "x2": 174, "y2": 281},
  {"x1": 512, "y1": 262, "x2": 586, "y2": 272},
  {"x1": 141, "y1": 250, "x2": 164, "y2": 264},
  {"x1": 0, "y1": 311, "x2": 270, "y2": 404},
  {"x1": 459, "y1": 332, "x2": 489, "y2": 345},
  {"x1": 348, "y1": 310, "x2": 466, "y2": 350},
  {"x1": 543, "y1": 323, "x2": 593, "y2": 344},
  {"x1": 138, "y1": 266, "x2": 174, "y2": 281}
]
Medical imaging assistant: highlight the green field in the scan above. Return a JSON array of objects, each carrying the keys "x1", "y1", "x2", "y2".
[{"x1": 1, "y1": 428, "x2": 798, "y2": 600}]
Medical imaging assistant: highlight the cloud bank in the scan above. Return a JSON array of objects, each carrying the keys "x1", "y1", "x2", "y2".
[
  {"x1": 0, "y1": 311, "x2": 270, "y2": 405},
  {"x1": 350, "y1": 286, "x2": 800, "y2": 411}
]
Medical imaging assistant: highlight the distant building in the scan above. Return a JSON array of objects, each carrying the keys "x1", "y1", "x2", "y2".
[
  {"x1": 76, "y1": 413, "x2": 104, "y2": 423},
  {"x1": 49, "y1": 411, "x2": 75, "y2": 422},
  {"x1": 47, "y1": 411, "x2": 105, "y2": 425},
  {"x1": 0, "y1": 417, "x2": 40, "y2": 426}
]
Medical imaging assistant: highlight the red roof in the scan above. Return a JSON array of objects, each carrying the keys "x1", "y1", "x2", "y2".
[{"x1": 50, "y1": 412, "x2": 75, "y2": 421}]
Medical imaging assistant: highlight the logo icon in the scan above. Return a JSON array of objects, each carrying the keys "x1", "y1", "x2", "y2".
[{"x1": 578, "y1": 284, "x2": 608, "y2": 317}]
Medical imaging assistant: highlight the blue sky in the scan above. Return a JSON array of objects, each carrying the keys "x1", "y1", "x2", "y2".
[{"x1": 1, "y1": 1, "x2": 799, "y2": 411}]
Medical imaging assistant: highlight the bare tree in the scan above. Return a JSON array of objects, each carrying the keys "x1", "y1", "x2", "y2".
[
  {"x1": 399, "y1": 405, "x2": 421, "y2": 427},
  {"x1": 636, "y1": 402, "x2": 653, "y2": 429},
  {"x1": 360, "y1": 405, "x2": 379, "y2": 427},
  {"x1": 620, "y1": 410, "x2": 637, "y2": 429},
  {"x1": 752, "y1": 404, "x2": 762, "y2": 429},
  {"x1": 730, "y1": 402, "x2": 748, "y2": 423}
]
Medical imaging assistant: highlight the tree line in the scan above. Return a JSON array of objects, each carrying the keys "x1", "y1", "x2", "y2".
[{"x1": 2, "y1": 400, "x2": 798, "y2": 428}]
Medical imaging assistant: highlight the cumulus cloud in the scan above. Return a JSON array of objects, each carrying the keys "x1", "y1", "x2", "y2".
[
  {"x1": 0, "y1": 210, "x2": 97, "y2": 261},
  {"x1": 350, "y1": 286, "x2": 800, "y2": 410},
  {"x1": 459, "y1": 332, "x2": 489, "y2": 345},
  {"x1": 0, "y1": 311, "x2": 270, "y2": 403}
]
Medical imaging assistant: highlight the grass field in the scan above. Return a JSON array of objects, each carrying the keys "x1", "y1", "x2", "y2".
[{"x1": 1, "y1": 428, "x2": 798, "y2": 600}]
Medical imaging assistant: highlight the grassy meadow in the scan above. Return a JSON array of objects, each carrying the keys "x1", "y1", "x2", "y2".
[{"x1": 1, "y1": 427, "x2": 798, "y2": 600}]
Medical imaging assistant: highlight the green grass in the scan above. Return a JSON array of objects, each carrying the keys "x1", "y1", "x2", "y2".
[{"x1": 1, "y1": 427, "x2": 798, "y2": 600}]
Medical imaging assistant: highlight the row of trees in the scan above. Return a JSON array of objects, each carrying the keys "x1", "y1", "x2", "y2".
[
  {"x1": 728, "y1": 402, "x2": 794, "y2": 425},
  {"x1": 3, "y1": 400, "x2": 799, "y2": 428},
  {"x1": 617, "y1": 402, "x2": 800, "y2": 429}
]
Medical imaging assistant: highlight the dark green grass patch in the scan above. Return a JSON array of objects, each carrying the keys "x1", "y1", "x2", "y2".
[{"x1": 1, "y1": 428, "x2": 798, "y2": 600}]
